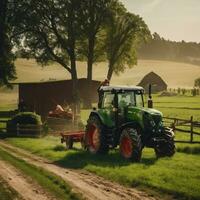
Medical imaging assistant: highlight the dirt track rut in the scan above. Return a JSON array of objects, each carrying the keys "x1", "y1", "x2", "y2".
[
  {"x1": 0, "y1": 140, "x2": 156, "y2": 200},
  {"x1": 0, "y1": 160, "x2": 56, "y2": 200}
]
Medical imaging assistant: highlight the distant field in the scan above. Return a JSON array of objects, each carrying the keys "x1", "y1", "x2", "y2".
[
  {"x1": 14, "y1": 58, "x2": 200, "y2": 88},
  {"x1": 1, "y1": 58, "x2": 200, "y2": 107},
  {"x1": 153, "y1": 95, "x2": 200, "y2": 121}
]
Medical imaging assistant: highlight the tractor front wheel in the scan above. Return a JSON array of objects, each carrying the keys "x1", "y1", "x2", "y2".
[
  {"x1": 154, "y1": 128, "x2": 176, "y2": 158},
  {"x1": 85, "y1": 115, "x2": 109, "y2": 154},
  {"x1": 119, "y1": 128, "x2": 142, "y2": 162}
]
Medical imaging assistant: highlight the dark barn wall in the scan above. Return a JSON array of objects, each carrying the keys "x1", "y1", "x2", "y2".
[{"x1": 19, "y1": 79, "x2": 100, "y2": 119}]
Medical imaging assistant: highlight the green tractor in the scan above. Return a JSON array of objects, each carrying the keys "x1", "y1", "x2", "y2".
[{"x1": 85, "y1": 85, "x2": 175, "y2": 161}]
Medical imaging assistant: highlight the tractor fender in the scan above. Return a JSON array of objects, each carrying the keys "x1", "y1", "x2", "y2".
[
  {"x1": 88, "y1": 111, "x2": 104, "y2": 125},
  {"x1": 119, "y1": 122, "x2": 143, "y2": 135}
]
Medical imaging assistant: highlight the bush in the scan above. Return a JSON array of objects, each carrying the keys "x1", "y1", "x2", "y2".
[
  {"x1": 7, "y1": 112, "x2": 42, "y2": 136},
  {"x1": 194, "y1": 77, "x2": 200, "y2": 88}
]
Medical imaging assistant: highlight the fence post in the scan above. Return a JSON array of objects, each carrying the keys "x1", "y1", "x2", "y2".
[{"x1": 190, "y1": 116, "x2": 193, "y2": 143}]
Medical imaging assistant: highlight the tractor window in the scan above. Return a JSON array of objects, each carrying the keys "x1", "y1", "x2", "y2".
[
  {"x1": 102, "y1": 92, "x2": 115, "y2": 108},
  {"x1": 135, "y1": 90, "x2": 144, "y2": 107},
  {"x1": 118, "y1": 92, "x2": 135, "y2": 107}
]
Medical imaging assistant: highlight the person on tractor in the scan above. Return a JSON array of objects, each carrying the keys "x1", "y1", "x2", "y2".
[{"x1": 119, "y1": 94, "x2": 128, "y2": 108}]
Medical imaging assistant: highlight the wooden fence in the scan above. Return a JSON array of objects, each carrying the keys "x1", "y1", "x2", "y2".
[
  {"x1": 0, "y1": 110, "x2": 17, "y2": 133},
  {"x1": 163, "y1": 116, "x2": 200, "y2": 143},
  {"x1": 0, "y1": 110, "x2": 17, "y2": 118},
  {"x1": 0, "y1": 120, "x2": 8, "y2": 132}
]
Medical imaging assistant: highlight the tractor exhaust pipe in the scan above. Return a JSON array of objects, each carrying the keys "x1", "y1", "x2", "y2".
[{"x1": 148, "y1": 84, "x2": 153, "y2": 108}]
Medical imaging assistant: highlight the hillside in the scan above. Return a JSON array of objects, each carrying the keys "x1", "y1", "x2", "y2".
[{"x1": 14, "y1": 59, "x2": 200, "y2": 88}]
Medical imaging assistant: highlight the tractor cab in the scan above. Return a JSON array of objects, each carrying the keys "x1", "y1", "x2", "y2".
[
  {"x1": 97, "y1": 85, "x2": 145, "y2": 128},
  {"x1": 98, "y1": 85, "x2": 144, "y2": 108}
]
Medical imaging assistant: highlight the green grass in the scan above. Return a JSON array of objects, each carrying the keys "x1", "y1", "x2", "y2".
[
  {"x1": 1, "y1": 94, "x2": 200, "y2": 199},
  {"x1": 0, "y1": 177, "x2": 21, "y2": 200},
  {"x1": 152, "y1": 95, "x2": 200, "y2": 121},
  {"x1": 0, "y1": 147, "x2": 81, "y2": 200},
  {"x1": 5, "y1": 136, "x2": 200, "y2": 200}
]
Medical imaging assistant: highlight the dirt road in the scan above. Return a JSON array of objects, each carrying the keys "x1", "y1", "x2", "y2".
[
  {"x1": 0, "y1": 140, "x2": 156, "y2": 200},
  {"x1": 0, "y1": 159, "x2": 56, "y2": 200}
]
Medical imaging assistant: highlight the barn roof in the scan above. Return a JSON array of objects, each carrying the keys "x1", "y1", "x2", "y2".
[
  {"x1": 137, "y1": 71, "x2": 167, "y2": 87},
  {"x1": 12, "y1": 78, "x2": 100, "y2": 85}
]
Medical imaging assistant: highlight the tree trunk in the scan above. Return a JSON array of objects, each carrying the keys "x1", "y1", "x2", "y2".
[
  {"x1": 70, "y1": 51, "x2": 80, "y2": 116},
  {"x1": 85, "y1": 36, "x2": 95, "y2": 108},
  {"x1": 107, "y1": 62, "x2": 114, "y2": 81}
]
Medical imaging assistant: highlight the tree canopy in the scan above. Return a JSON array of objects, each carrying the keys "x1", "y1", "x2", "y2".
[
  {"x1": 105, "y1": 9, "x2": 150, "y2": 80},
  {"x1": 1, "y1": 0, "x2": 150, "y2": 109}
]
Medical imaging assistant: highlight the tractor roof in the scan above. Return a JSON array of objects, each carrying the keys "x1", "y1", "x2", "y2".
[{"x1": 99, "y1": 85, "x2": 144, "y2": 92}]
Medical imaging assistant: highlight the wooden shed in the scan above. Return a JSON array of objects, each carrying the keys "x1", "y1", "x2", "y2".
[
  {"x1": 16, "y1": 78, "x2": 100, "y2": 119},
  {"x1": 137, "y1": 71, "x2": 167, "y2": 93}
]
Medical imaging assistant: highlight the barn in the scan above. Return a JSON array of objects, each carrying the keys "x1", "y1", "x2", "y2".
[
  {"x1": 137, "y1": 71, "x2": 167, "y2": 93},
  {"x1": 15, "y1": 78, "x2": 100, "y2": 119}
]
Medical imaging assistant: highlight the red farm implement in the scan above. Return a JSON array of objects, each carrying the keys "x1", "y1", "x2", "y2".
[{"x1": 60, "y1": 130, "x2": 85, "y2": 149}]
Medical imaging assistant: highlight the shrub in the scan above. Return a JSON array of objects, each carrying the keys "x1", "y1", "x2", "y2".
[{"x1": 7, "y1": 112, "x2": 42, "y2": 136}]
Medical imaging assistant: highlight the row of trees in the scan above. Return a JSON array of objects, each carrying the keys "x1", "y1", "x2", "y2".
[
  {"x1": 0, "y1": 0, "x2": 150, "y2": 108},
  {"x1": 138, "y1": 32, "x2": 200, "y2": 66}
]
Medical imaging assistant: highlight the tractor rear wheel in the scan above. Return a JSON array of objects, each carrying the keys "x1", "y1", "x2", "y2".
[
  {"x1": 154, "y1": 128, "x2": 176, "y2": 158},
  {"x1": 119, "y1": 128, "x2": 142, "y2": 162},
  {"x1": 85, "y1": 115, "x2": 109, "y2": 154}
]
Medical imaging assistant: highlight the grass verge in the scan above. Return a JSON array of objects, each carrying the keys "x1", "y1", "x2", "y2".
[{"x1": 0, "y1": 147, "x2": 81, "y2": 200}]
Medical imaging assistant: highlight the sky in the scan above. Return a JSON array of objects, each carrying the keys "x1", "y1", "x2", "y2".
[{"x1": 120, "y1": 0, "x2": 200, "y2": 42}]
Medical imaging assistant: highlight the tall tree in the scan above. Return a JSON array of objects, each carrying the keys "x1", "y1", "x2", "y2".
[
  {"x1": 0, "y1": 0, "x2": 16, "y2": 87},
  {"x1": 20, "y1": 0, "x2": 82, "y2": 109},
  {"x1": 78, "y1": 0, "x2": 112, "y2": 107},
  {"x1": 79, "y1": 0, "x2": 111, "y2": 81},
  {"x1": 105, "y1": 11, "x2": 150, "y2": 80}
]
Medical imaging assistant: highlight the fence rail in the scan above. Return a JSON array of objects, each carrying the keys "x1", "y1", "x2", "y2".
[
  {"x1": 0, "y1": 120, "x2": 7, "y2": 132},
  {"x1": 163, "y1": 116, "x2": 200, "y2": 143},
  {"x1": 0, "y1": 110, "x2": 17, "y2": 118}
]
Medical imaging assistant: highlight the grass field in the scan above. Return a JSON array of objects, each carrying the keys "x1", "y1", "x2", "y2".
[
  {"x1": 153, "y1": 95, "x2": 200, "y2": 121},
  {"x1": 0, "y1": 147, "x2": 80, "y2": 200},
  {"x1": 13, "y1": 59, "x2": 200, "y2": 88}
]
